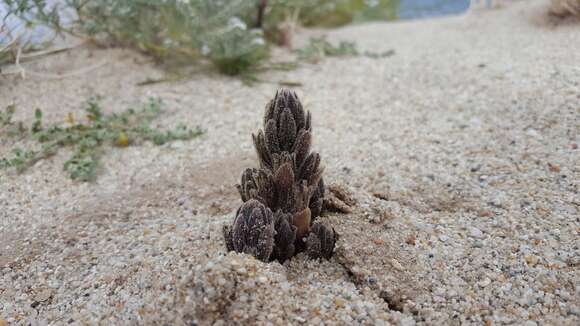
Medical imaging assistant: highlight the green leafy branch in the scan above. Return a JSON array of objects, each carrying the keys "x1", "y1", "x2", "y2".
[
  {"x1": 0, "y1": 98, "x2": 204, "y2": 181},
  {"x1": 297, "y1": 36, "x2": 395, "y2": 62}
]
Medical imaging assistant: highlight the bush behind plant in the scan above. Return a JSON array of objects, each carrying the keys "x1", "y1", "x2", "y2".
[
  {"x1": 1, "y1": 0, "x2": 399, "y2": 76},
  {"x1": 2, "y1": 0, "x2": 268, "y2": 74}
]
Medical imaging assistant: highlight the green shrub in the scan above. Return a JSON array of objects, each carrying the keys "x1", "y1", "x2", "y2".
[
  {"x1": 207, "y1": 23, "x2": 269, "y2": 76},
  {"x1": 4, "y1": 0, "x2": 267, "y2": 75},
  {"x1": 2, "y1": 0, "x2": 399, "y2": 77},
  {"x1": 297, "y1": 36, "x2": 395, "y2": 62},
  {"x1": 262, "y1": 0, "x2": 399, "y2": 28}
]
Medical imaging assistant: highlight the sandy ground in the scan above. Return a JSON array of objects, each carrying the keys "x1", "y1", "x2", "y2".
[{"x1": 1, "y1": 0, "x2": 579, "y2": 325}]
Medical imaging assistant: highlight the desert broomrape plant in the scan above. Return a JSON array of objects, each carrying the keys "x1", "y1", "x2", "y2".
[{"x1": 224, "y1": 89, "x2": 336, "y2": 263}]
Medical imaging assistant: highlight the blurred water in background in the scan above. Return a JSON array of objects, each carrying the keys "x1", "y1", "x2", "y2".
[
  {"x1": 1, "y1": 0, "x2": 472, "y2": 46},
  {"x1": 398, "y1": 0, "x2": 471, "y2": 20}
]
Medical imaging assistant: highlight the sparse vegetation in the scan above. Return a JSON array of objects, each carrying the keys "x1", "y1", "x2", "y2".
[
  {"x1": 297, "y1": 36, "x2": 395, "y2": 62},
  {"x1": 207, "y1": 26, "x2": 269, "y2": 76},
  {"x1": 2, "y1": 0, "x2": 267, "y2": 75},
  {"x1": 262, "y1": 0, "x2": 399, "y2": 29},
  {"x1": 1, "y1": 0, "x2": 399, "y2": 78},
  {"x1": 0, "y1": 98, "x2": 204, "y2": 181},
  {"x1": 297, "y1": 37, "x2": 358, "y2": 62}
]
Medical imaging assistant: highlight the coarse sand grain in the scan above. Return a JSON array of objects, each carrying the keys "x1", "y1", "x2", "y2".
[{"x1": 1, "y1": 0, "x2": 579, "y2": 324}]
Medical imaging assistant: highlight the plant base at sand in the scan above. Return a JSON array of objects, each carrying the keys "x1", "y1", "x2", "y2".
[
  {"x1": 0, "y1": 98, "x2": 203, "y2": 181},
  {"x1": 223, "y1": 89, "x2": 336, "y2": 263}
]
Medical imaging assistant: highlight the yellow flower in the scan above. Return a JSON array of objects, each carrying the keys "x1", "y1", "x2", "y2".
[
  {"x1": 117, "y1": 131, "x2": 129, "y2": 147},
  {"x1": 66, "y1": 112, "x2": 75, "y2": 124}
]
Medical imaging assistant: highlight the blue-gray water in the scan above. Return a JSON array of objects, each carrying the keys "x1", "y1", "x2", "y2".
[
  {"x1": 1, "y1": 0, "x2": 473, "y2": 45},
  {"x1": 398, "y1": 0, "x2": 471, "y2": 20}
]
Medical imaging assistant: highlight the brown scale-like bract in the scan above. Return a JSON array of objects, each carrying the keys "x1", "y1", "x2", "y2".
[{"x1": 224, "y1": 89, "x2": 336, "y2": 262}]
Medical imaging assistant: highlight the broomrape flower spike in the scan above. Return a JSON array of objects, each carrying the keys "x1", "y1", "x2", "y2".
[
  {"x1": 224, "y1": 89, "x2": 336, "y2": 263},
  {"x1": 225, "y1": 199, "x2": 275, "y2": 262}
]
